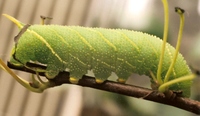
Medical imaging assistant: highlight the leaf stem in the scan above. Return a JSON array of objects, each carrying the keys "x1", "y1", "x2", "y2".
[
  {"x1": 0, "y1": 59, "x2": 44, "y2": 93},
  {"x1": 157, "y1": 0, "x2": 169, "y2": 84},
  {"x1": 164, "y1": 7, "x2": 185, "y2": 83},
  {"x1": 159, "y1": 74, "x2": 196, "y2": 92}
]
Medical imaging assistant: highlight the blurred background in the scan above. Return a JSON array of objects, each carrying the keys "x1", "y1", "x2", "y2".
[{"x1": 0, "y1": 0, "x2": 200, "y2": 116}]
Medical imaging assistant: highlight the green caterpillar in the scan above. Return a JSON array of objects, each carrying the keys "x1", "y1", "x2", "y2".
[{"x1": 0, "y1": 0, "x2": 196, "y2": 97}]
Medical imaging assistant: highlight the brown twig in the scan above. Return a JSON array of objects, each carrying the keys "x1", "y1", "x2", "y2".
[{"x1": 7, "y1": 62, "x2": 200, "y2": 114}]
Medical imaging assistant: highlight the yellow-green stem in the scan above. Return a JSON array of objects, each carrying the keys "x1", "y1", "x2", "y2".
[
  {"x1": 164, "y1": 8, "x2": 185, "y2": 83},
  {"x1": 0, "y1": 59, "x2": 43, "y2": 92},
  {"x1": 159, "y1": 74, "x2": 196, "y2": 92},
  {"x1": 3, "y1": 14, "x2": 23, "y2": 29},
  {"x1": 157, "y1": 0, "x2": 169, "y2": 84}
]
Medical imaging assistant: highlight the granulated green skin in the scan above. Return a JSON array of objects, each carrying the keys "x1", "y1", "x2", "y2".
[{"x1": 11, "y1": 25, "x2": 192, "y2": 97}]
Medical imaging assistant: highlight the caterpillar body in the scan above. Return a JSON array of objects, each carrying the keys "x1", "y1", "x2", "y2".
[{"x1": 3, "y1": 14, "x2": 192, "y2": 97}]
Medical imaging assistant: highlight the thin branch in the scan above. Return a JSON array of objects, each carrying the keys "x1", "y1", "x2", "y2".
[{"x1": 7, "y1": 62, "x2": 200, "y2": 114}]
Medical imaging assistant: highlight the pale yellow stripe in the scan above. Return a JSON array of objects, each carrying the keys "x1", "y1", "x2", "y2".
[
  {"x1": 66, "y1": 27, "x2": 94, "y2": 50},
  {"x1": 27, "y1": 29, "x2": 67, "y2": 65},
  {"x1": 117, "y1": 58, "x2": 136, "y2": 70},
  {"x1": 86, "y1": 28, "x2": 117, "y2": 51},
  {"x1": 48, "y1": 28, "x2": 71, "y2": 47},
  {"x1": 145, "y1": 36, "x2": 159, "y2": 57},
  {"x1": 115, "y1": 30, "x2": 140, "y2": 52},
  {"x1": 69, "y1": 53, "x2": 87, "y2": 67}
]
